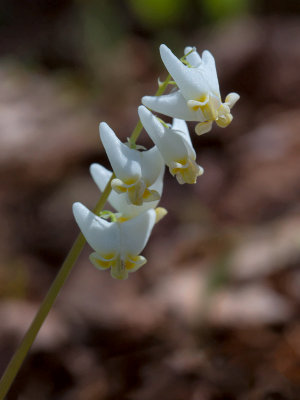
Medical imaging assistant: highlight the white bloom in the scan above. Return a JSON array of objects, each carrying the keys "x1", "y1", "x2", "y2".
[
  {"x1": 73, "y1": 202, "x2": 156, "y2": 279},
  {"x1": 142, "y1": 44, "x2": 240, "y2": 135},
  {"x1": 138, "y1": 106, "x2": 203, "y2": 184},
  {"x1": 100, "y1": 122, "x2": 164, "y2": 206},
  {"x1": 90, "y1": 163, "x2": 167, "y2": 222}
]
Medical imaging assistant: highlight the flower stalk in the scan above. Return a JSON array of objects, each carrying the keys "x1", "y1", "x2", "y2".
[
  {"x1": 0, "y1": 75, "x2": 171, "y2": 400},
  {"x1": 0, "y1": 176, "x2": 114, "y2": 400}
]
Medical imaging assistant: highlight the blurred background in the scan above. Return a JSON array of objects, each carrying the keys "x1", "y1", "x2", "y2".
[{"x1": 0, "y1": 0, "x2": 300, "y2": 399}]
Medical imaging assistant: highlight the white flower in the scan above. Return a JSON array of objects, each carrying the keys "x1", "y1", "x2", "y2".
[
  {"x1": 90, "y1": 163, "x2": 167, "y2": 222},
  {"x1": 100, "y1": 122, "x2": 164, "y2": 206},
  {"x1": 73, "y1": 203, "x2": 156, "y2": 280},
  {"x1": 142, "y1": 44, "x2": 240, "y2": 135},
  {"x1": 138, "y1": 106, "x2": 203, "y2": 184}
]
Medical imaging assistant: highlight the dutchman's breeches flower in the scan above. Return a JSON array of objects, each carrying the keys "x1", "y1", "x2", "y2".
[
  {"x1": 72, "y1": 203, "x2": 156, "y2": 280},
  {"x1": 90, "y1": 163, "x2": 167, "y2": 222},
  {"x1": 138, "y1": 106, "x2": 203, "y2": 184},
  {"x1": 100, "y1": 122, "x2": 164, "y2": 206},
  {"x1": 142, "y1": 44, "x2": 240, "y2": 135},
  {"x1": 0, "y1": 43, "x2": 242, "y2": 395}
]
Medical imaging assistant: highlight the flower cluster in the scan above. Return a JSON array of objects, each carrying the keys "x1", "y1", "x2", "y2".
[{"x1": 73, "y1": 44, "x2": 239, "y2": 279}]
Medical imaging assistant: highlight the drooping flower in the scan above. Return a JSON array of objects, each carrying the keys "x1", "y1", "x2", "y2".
[
  {"x1": 73, "y1": 203, "x2": 156, "y2": 279},
  {"x1": 138, "y1": 106, "x2": 203, "y2": 184},
  {"x1": 142, "y1": 44, "x2": 240, "y2": 135},
  {"x1": 90, "y1": 163, "x2": 167, "y2": 222},
  {"x1": 100, "y1": 122, "x2": 164, "y2": 206}
]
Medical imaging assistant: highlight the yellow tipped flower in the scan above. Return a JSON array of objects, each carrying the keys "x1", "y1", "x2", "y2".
[
  {"x1": 72, "y1": 203, "x2": 157, "y2": 280},
  {"x1": 99, "y1": 122, "x2": 164, "y2": 206},
  {"x1": 90, "y1": 163, "x2": 166, "y2": 222},
  {"x1": 138, "y1": 106, "x2": 203, "y2": 184},
  {"x1": 142, "y1": 44, "x2": 239, "y2": 135}
]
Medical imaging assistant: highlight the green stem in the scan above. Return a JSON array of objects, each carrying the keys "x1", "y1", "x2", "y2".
[
  {"x1": 156, "y1": 74, "x2": 171, "y2": 96},
  {"x1": 0, "y1": 73, "x2": 171, "y2": 400},
  {"x1": 129, "y1": 120, "x2": 143, "y2": 145},
  {"x1": 0, "y1": 180, "x2": 113, "y2": 400},
  {"x1": 0, "y1": 233, "x2": 86, "y2": 400},
  {"x1": 129, "y1": 73, "x2": 171, "y2": 144}
]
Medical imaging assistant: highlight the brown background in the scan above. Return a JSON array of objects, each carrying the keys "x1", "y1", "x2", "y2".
[{"x1": 0, "y1": 1, "x2": 299, "y2": 399}]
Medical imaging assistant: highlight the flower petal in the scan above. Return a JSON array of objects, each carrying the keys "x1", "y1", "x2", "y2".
[
  {"x1": 169, "y1": 158, "x2": 203, "y2": 184},
  {"x1": 123, "y1": 255, "x2": 147, "y2": 273},
  {"x1": 142, "y1": 90, "x2": 205, "y2": 121},
  {"x1": 195, "y1": 121, "x2": 213, "y2": 135},
  {"x1": 90, "y1": 163, "x2": 123, "y2": 212},
  {"x1": 201, "y1": 50, "x2": 220, "y2": 96},
  {"x1": 138, "y1": 106, "x2": 193, "y2": 164},
  {"x1": 140, "y1": 146, "x2": 164, "y2": 187},
  {"x1": 160, "y1": 44, "x2": 209, "y2": 101},
  {"x1": 90, "y1": 163, "x2": 112, "y2": 191},
  {"x1": 155, "y1": 207, "x2": 168, "y2": 223},
  {"x1": 99, "y1": 122, "x2": 141, "y2": 183},
  {"x1": 72, "y1": 202, "x2": 119, "y2": 255},
  {"x1": 120, "y1": 209, "x2": 156, "y2": 256},
  {"x1": 89, "y1": 252, "x2": 116, "y2": 270},
  {"x1": 225, "y1": 92, "x2": 240, "y2": 109},
  {"x1": 149, "y1": 161, "x2": 165, "y2": 196},
  {"x1": 184, "y1": 46, "x2": 202, "y2": 67},
  {"x1": 90, "y1": 163, "x2": 163, "y2": 220},
  {"x1": 110, "y1": 258, "x2": 129, "y2": 280},
  {"x1": 138, "y1": 105, "x2": 165, "y2": 138},
  {"x1": 171, "y1": 118, "x2": 192, "y2": 147}
]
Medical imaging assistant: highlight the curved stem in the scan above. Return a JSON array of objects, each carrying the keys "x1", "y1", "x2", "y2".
[
  {"x1": 0, "y1": 234, "x2": 85, "y2": 400},
  {"x1": 0, "y1": 74, "x2": 171, "y2": 400},
  {"x1": 0, "y1": 179, "x2": 113, "y2": 400}
]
